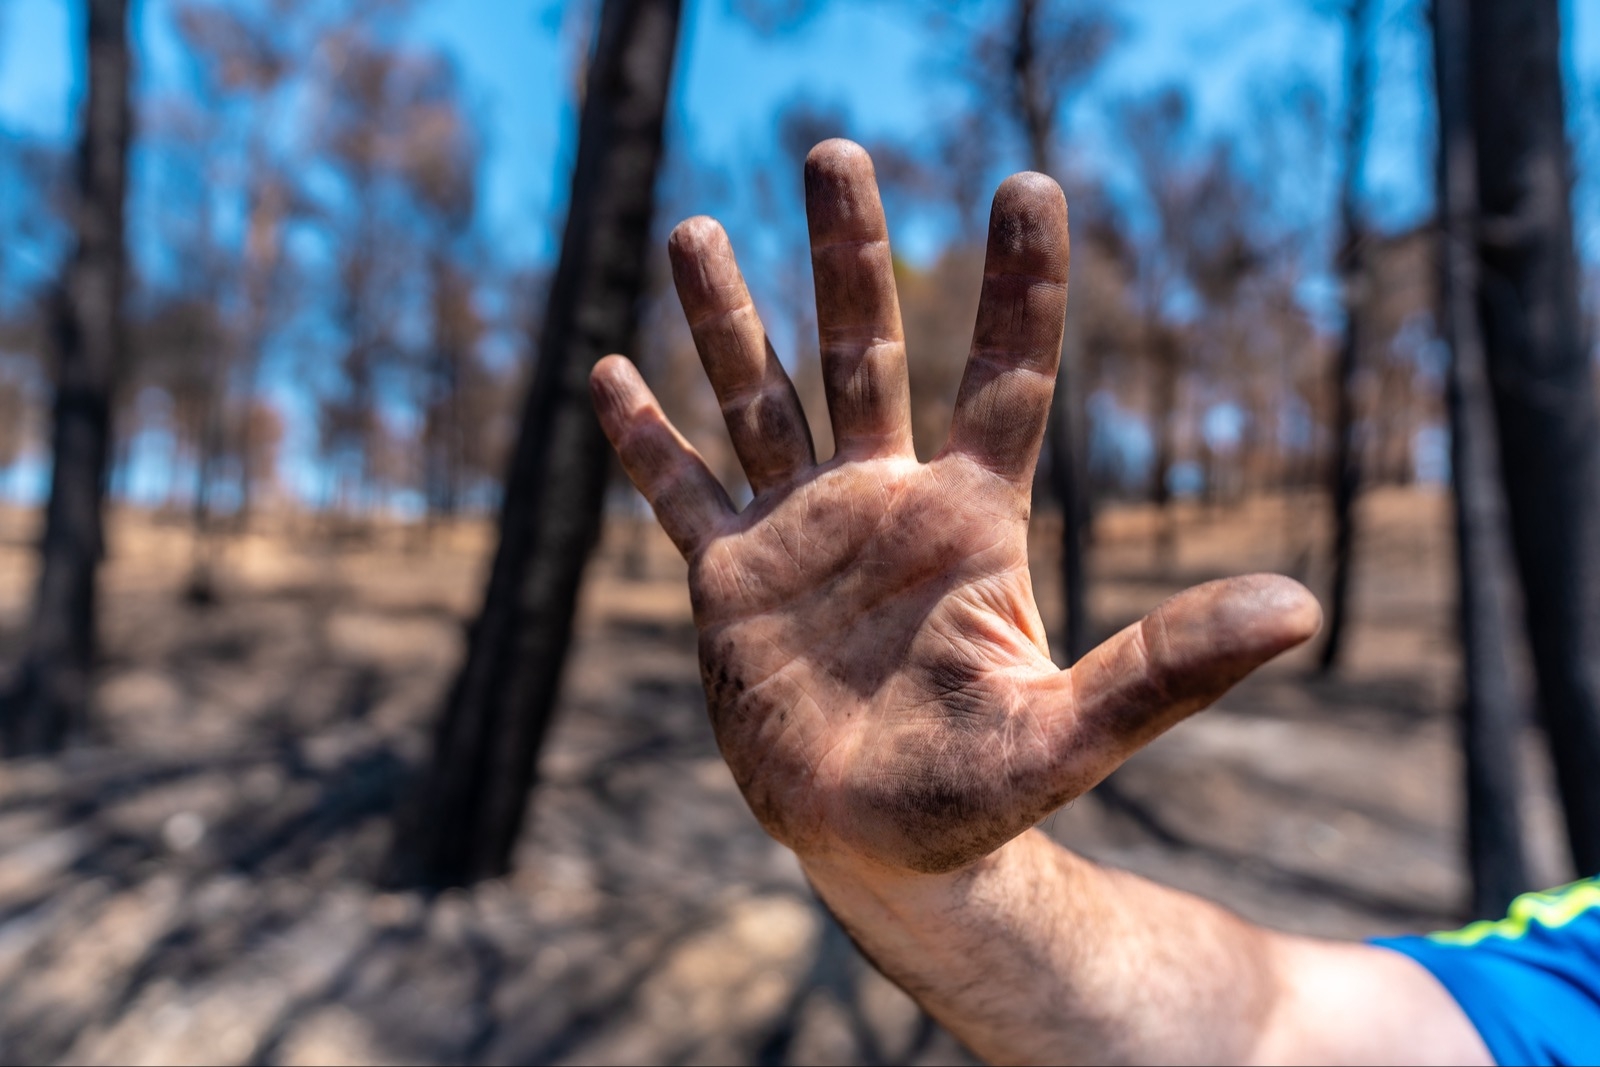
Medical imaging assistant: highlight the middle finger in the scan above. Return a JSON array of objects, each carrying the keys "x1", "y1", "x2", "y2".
[{"x1": 805, "y1": 139, "x2": 914, "y2": 461}]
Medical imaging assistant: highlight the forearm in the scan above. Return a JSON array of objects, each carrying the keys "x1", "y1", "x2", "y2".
[
  {"x1": 801, "y1": 829, "x2": 1490, "y2": 1066},
  {"x1": 802, "y1": 829, "x2": 1275, "y2": 1063}
]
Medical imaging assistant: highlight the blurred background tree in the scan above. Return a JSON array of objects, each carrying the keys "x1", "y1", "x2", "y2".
[
  {"x1": 1464, "y1": 0, "x2": 1600, "y2": 881},
  {"x1": 951, "y1": 0, "x2": 1117, "y2": 662},
  {"x1": 1433, "y1": 0, "x2": 1529, "y2": 918},
  {"x1": 1, "y1": 0, "x2": 131, "y2": 754},
  {"x1": 1318, "y1": 0, "x2": 1380, "y2": 672},
  {"x1": 399, "y1": 0, "x2": 684, "y2": 889}
]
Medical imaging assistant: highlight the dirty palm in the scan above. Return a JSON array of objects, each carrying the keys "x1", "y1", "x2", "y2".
[{"x1": 589, "y1": 140, "x2": 1318, "y2": 877}]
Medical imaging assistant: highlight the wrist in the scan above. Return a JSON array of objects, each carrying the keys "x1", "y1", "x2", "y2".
[
  {"x1": 794, "y1": 831, "x2": 1104, "y2": 1066},
  {"x1": 795, "y1": 832, "x2": 1035, "y2": 926}
]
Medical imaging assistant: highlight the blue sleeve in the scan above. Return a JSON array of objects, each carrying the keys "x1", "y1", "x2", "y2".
[{"x1": 1372, "y1": 878, "x2": 1600, "y2": 1066}]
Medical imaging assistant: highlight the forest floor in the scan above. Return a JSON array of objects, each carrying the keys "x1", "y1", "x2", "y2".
[{"x1": 0, "y1": 487, "x2": 1576, "y2": 1066}]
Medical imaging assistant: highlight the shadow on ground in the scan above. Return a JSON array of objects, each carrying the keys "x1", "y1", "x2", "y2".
[{"x1": 0, "y1": 494, "x2": 1558, "y2": 1064}]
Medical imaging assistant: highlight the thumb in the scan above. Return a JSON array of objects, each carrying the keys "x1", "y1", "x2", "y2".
[{"x1": 1061, "y1": 573, "x2": 1321, "y2": 774}]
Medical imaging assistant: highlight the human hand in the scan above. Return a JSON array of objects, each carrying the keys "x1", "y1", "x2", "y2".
[{"x1": 590, "y1": 140, "x2": 1319, "y2": 876}]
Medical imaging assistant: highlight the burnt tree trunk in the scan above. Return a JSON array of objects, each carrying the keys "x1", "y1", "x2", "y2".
[
  {"x1": 1, "y1": 0, "x2": 130, "y2": 755},
  {"x1": 1469, "y1": 0, "x2": 1600, "y2": 876},
  {"x1": 399, "y1": 0, "x2": 682, "y2": 888},
  {"x1": 1320, "y1": 0, "x2": 1377, "y2": 673},
  {"x1": 1048, "y1": 337, "x2": 1091, "y2": 662},
  {"x1": 1013, "y1": 0, "x2": 1091, "y2": 662},
  {"x1": 1433, "y1": 0, "x2": 1531, "y2": 916},
  {"x1": 185, "y1": 339, "x2": 230, "y2": 606},
  {"x1": 1149, "y1": 329, "x2": 1179, "y2": 573}
]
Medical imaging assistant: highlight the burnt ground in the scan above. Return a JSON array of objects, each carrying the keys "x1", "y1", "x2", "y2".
[{"x1": 0, "y1": 489, "x2": 1574, "y2": 1065}]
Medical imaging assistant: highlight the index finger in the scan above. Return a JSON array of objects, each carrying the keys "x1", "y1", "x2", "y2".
[{"x1": 943, "y1": 173, "x2": 1070, "y2": 484}]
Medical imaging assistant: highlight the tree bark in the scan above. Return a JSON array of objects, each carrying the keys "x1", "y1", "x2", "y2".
[
  {"x1": 183, "y1": 375, "x2": 227, "y2": 606},
  {"x1": 1047, "y1": 362, "x2": 1090, "y2": 661},
  {"x1": 1433, "y1": 0, "x2": 1532, "y2": 917},
  {"x1": 1149, "y1": 329, "x2": 1179, "y2": 573},
  {"x1": 1468, "y1": 0, "x2": 1600, "y2": 876},
  {"x1": 1012, "y1": 0, "x2": 1091, "y2": 662},
  {"x1": 1320, "y1": 0, "x2": 1377, "y2": 673},
  {"x1": 1, "y1": 0, "x2": 130, "y2": 755},
  {"x1": 398, "y1": 0, "x2": 682, "y2": 888}
]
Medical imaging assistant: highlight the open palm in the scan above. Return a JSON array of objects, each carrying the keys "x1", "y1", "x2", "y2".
[{"x1": 591, "y1": 140, "x2": 1319, "y2": 875}]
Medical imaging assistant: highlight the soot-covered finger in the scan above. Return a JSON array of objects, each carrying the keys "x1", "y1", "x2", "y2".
[
  {"x1": 669, "y1": 217, "x2": 815, "y2": 492},
  {"x1": 1065, "y1": 574, "x2": 1322, "y2": 764},
  {"x1": 590, "y1": 355, "x2": 735, "y2": 556},
  {"x1": 945, "y1": 172, "x2": 1070, "y2": 484},
  {"x1": 805, "y1": 140, "x2": 914, "y2": 459}
]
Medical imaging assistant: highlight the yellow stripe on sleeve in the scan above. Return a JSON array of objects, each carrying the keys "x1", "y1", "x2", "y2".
[{"x1": 1428, "y1": 878, "x2": 1600, "y2": 947}]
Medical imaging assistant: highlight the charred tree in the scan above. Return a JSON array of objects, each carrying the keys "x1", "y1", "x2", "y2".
[
  {"x1": 1468, "y1": 0, "x2": 1600, "y2": 876},
  {"x1": 1433, "y1": 0, "x2": 1531, "y2": 916},
  {"x1": 1320, "y1": 0, "x2": 1378, "y2": 672},
  {"x1": 1009, "y1": 0, "x2": 1097, "y2": 662},
  {"x1": 398, "y1": 0, "x2": 683, "y2": 888},
  {"x1": 1, "y1": 0, "x2": 131, "y2": 754},
  {"x1": 941, "y1": 0, "x2": 1111, "y2": 661},
  {"x1": 1149, "y1": 327, "x2": 1179, "y2": 571}
]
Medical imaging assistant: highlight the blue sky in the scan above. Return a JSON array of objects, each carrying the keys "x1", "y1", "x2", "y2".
[
  {"x1": 2, "y1": 0, "x2": 1599, "y2": 504},
  {"x1": 3, "y1": 0, "x2": 1569, "y2": 262},
  {"x1": 3, "y1": 0, "x2": 1598, "y2": 262}
]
